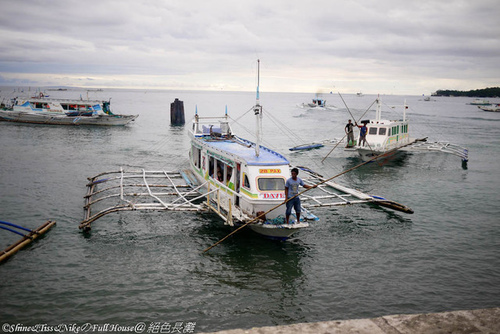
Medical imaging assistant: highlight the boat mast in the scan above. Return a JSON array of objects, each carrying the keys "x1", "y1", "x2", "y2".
[
  {"x1": 375, "y1": 95, "x2": 381, "y2": 121},
  {"x1": 254, "y1": 59, "x2": 263, "y2": 157},
  {"x1": 403, "y1": 99, "x2": 407, "y2": 122}
]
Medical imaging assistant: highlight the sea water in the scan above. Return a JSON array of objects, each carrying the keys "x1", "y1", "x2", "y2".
[{"x1": 0, "y1": 88, "x2": 499, "y2": 332}]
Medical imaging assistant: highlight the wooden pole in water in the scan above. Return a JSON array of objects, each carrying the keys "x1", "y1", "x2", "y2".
[
  {"x1": 170, "y1": 98, "x2": 185, "y2": 125},
  {"x1": 0, "y1": 220, "x2": 56, "y2": 264},
  {"x1": 202, "y1": 144, "x2": 416, "y2": 253}
]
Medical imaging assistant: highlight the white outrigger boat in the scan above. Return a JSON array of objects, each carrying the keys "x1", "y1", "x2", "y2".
[
  {"x1": 351, "y1": 97, "x2": 422, "y2": 161},
  {"x1": 79, "y1": 61, "x2": 415, "y2": 241},
  {"x1": 0, "y1": 96, "x2": 138, "y2": 126},
  {"x1": 348, "y1": 97, "x2": 469, "y2": 164}
]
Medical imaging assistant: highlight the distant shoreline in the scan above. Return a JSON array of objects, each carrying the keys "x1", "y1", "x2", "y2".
[{"x1": 432, "y1": 87, "x2": 500, "y2": 97}]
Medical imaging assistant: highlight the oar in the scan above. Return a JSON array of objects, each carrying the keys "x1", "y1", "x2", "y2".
[
  {"x1": 321, "y1": 96, "x2": 376, "y2": 163},
  {"x1": 202, "y1": 145, "x2": 412, "y2": 253}
]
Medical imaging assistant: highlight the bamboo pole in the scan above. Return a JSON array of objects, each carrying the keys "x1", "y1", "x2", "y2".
[
  {"x1": 202, "y1": 142, "x2": 417, "y2": 253},
  {"x1": 0, "y1": 220, "x2": 56, "y2": 264}
]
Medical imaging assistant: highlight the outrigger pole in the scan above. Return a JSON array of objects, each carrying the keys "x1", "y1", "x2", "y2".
[
  {"x1": 0, "y1": 220, "x2": 56, "y2": 264},
  {"x1": 202, "y1": 143, "x2": 415, "y2": 253}
]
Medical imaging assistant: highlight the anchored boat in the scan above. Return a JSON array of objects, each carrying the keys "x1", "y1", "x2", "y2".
[
  {"x1": 187, "y1": 112, "x2": 314, "y2": 239},
  {"x1": 0, "y1": 96, "x2": 138, "y2": 126},
  {"x1": 352, "y1": 97, "x2": 423, "y2": 161}
]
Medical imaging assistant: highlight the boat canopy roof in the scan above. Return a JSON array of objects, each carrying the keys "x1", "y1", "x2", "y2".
[
  {"x1": 199, "y1": 136, "x2": 289, "y2": 166},
  {"x1": 19, "y1": 97, "x2": 106, "y2": 105}
]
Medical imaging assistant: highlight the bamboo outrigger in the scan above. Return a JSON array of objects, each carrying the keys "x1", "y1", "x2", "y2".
[
  {"x1": 80, "y1": 168, "x2": 210, "y2": 231},
  {"x1": 0, "y1": 220, "x2": 56, "y2": 264}
]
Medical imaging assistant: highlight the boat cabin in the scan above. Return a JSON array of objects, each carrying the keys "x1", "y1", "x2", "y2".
[{"x1": 357, "y1": 118, "x2": 410, "y2": 151}]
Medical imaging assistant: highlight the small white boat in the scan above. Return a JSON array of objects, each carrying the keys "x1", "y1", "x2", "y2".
[
  {"x1": 478, "y1": 104, "x2": 500, "y2": 112},
  {"x1": 0, "y1": 96, "x2": 138, "y2": 126},
  {"x1": 354, "y1": 98, "x2": 421, "y2": 161},
  {"x1": 299, "y1": 94, "x2": 336, "y2": 110},
  {"x1": 469, "y1": 99, "x2": 491, "y2": 106}
]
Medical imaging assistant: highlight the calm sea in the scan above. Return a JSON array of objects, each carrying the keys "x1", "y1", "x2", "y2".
[{"x1": 0, "y1": 88, "x2": 499, "y2": 333}]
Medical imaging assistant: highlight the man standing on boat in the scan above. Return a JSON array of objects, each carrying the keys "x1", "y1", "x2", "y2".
[
  {"x1": 345, "y1": 119, "x2": 355, "y2": 147},
  {"x1": 285, "y1": 168, "x2": 314, "y2": 224},
  {"x1": 357, "y1": 122, "x2": 368, "y2": 147}
]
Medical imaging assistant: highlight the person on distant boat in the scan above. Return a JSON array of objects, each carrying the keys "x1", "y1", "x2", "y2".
[
  {"x1": 357, "y1": 122, "x2": 368, "y2": 147},
  {"x1": 345, "y1": 119, "x2": 355, "y2": 147},
  {"x1": 285, "y1": 168, "x2": 314, "y2": 224}
]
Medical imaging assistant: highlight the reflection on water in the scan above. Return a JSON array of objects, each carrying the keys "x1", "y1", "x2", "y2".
[{"x1": 193, "y1": 214, "x2": 308, "y2": 326}]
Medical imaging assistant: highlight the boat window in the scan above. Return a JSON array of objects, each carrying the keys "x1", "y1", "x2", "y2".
[
  {"x1": 243, "y1": 174, "x2": 250, "y2": 189},
  {"x1": 379, "y1": 128, "x2": 387, "y2": 136},
  {"x1": 208, "y1": 156, "x2": 214, "y2": 178},
  {"x1": 216, "y1": 161, "x2": 224, "y2": 182},
  {"x1": 226, "y1": 166, "x2": 233, "y2": 185},
  {"x1": 369, "y1": 127, "x2": 378, "y2": 135},
  {"x1": 257, "y1": 178, "x2": 285, "y2": 191},
  {"x1": 192, "y1": 145, "x2": 201, "y2": 169}
]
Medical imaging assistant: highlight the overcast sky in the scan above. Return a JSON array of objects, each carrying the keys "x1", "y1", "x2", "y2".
[{"x1": 0, "y1": 0, "x2": 498, "y2": 95}]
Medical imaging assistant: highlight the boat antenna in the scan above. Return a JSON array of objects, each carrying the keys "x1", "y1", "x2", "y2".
[
  {"x1": 403, "y1": 99, "x2": 407, "y2": 122},
  {"x1": 254, "y1": 59, "x2": 262, "y2": 157},
  {"x1": 375, "y1": 95, "x2": 381, "y2": 121}
]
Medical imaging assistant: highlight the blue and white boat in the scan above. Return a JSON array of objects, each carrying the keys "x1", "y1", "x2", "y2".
[
  {"x1": 187, "y1": 62, "x2": 315, "y2": 239},
  {"x1": 0, "y1": 96, "x2": 138, "y2": 126},
  {"x1": 353, "y1": 97, "x2": 419, "y2": 161}
]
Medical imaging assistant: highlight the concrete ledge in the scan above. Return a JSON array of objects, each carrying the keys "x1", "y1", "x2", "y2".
[{"x1": 200, "y1": 307, "x2": 500, "y2": 334}]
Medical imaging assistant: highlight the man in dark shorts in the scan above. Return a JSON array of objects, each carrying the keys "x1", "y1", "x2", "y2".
[
  {"x1": 285, "y1": 168, "x2": 314, "y2": 224},
  {"x1": 345, "y1": 119, "x2": 355, "y2": 147}
]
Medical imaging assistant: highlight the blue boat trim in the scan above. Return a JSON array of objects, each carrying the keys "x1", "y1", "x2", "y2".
[
  {"x1": 289, "y1": 143, "x2": 324, "y2": 151},
  {"x1": 198, "y1": 135, "x2": 289, "y2": 166}
]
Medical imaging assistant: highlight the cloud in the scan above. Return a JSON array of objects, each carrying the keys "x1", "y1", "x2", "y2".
[{"x1": 0, "y1": 0, "x2": 498, "y2": 94}]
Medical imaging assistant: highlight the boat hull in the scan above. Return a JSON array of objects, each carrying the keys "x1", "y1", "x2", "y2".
[
  {"x1": 0, "y1": 110, "x2": 138, "y2": 126},
  {"x1": 248, "y1": 222, "x2": 309, "y2": 240}
]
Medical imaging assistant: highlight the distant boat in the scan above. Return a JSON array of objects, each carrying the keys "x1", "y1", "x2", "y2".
[
  {"x1": 356, "y1": 92, "x2": 363, "y2": 97},
  {"x1": 0, "y1": 96, "x2": 138, "y2": 126},
  {"x1": 299, "y1": 94, "x2": 336, "y2": 110},
  {"x1": 478, "y1": 104, "x2": 500, "y2": 112},
  {"x1": 469, "y1": 99, "x2": 491, "y2": 106}
]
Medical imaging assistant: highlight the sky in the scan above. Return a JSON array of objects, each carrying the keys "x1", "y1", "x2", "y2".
[{"x1": 0, "y1": 0, "x2": 499, "y2": 95}]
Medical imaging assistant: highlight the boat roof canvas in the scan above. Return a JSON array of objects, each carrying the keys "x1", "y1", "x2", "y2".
[{"x1": 201, "y1": 137, "x2": 289, "y2": 166}]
